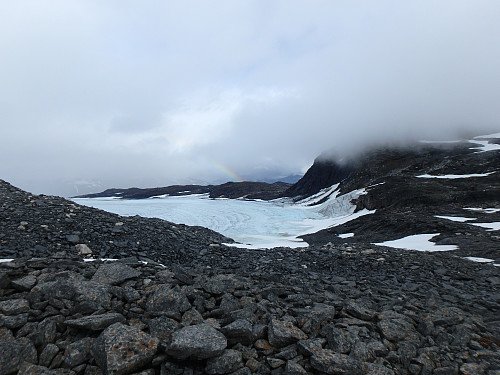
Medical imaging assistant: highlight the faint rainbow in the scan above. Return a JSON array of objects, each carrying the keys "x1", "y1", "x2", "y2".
[{"x1": 211, "y1": 162, "x2": 244, "y2": 182}]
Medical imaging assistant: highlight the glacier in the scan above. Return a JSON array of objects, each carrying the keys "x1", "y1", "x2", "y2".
[{"x1": 74, "y1": 185, "x2": 374, "y2": 249}]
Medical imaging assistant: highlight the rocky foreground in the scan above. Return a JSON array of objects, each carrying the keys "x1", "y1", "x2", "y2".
[{"x1": 1, "y1": 179, "x2": 500, "y2": 375}]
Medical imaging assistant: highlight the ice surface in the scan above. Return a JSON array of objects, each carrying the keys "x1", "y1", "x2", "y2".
[
  {"x1": 464, "y1": 207, "x2": 500, "y2": 214},
  {"x1": 374, "y1": 233, "x2": 458, "y2": 252},
  {"x1": 416, "y1": 172, "x2": 494, "y2": 179},
  {"x1": 74, "y1": 186, "x2": 374, "y2": 249},
  {"x1": 435, "y1": 215, "x2": 475, "y2": 223}
]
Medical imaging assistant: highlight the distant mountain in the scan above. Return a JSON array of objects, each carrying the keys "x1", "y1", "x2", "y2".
[
  {"x1": 75, "y1": 181, "x2": 291, "y2": 201},
  {"x1": 292, "y1": 133, "x2": 500, "y2": 260}
]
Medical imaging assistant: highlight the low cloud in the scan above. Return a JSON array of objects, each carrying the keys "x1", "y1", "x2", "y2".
[{"x1": 1, "y1": 1, "x2": 499, "y2": 196}]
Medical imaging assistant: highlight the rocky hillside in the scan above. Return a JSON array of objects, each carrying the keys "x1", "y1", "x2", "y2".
[
  {"x1": 0, "y1": 179, "x2": 231, "y2": 261},
  {"x1": 294, "y1": 135, "x2": 500, "y2": 261},
  {"x1": 0, "y1": 134, "x2": 499, "y2": 375}
]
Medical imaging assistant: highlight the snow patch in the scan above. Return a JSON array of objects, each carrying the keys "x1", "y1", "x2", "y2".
[
  {"x1": 338, "y1": 233, "x2": 355, "y2": 238},
  {"x1": 0, "y1": 259, "x2": 14, "y2": 263},
  {"x1": 468, "y1": 139, "x2": 500, "y2": 153},
  {"x1": 464, "y1": 257, "x2": 495, "y2": 263},
  {"x1": 296, "y1": 184, "x2": 340, "y2": 206},
  {"x1": 435, "y1": 215, "x2": 475, "y2": 223},
  {"x1": 469, "y1": 222, "x2": 500, "y2": 231},
  {"x1": 417, "y1": 172, "x2": 495, "y2": 179},
  {"x1": 374, "y1": 233, "x2": 458, "y2": 252}
]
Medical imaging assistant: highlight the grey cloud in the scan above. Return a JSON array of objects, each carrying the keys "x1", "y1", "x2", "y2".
[{"x1": 0, "y1": 1, "x2": 499, "y2": 196}]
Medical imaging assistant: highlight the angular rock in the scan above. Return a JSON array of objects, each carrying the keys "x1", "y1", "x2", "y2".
[
  {"x1": 345, "y1": 300, "x2": 376, "y2": 321},
  {"x1": 268, "y1": 319, "x2": 308, "y2": 348},
  {"x1": 323, "y1": 325, "x2": 355, "y2": 354},
  {"x1": 148, "y1": 316, "x2": 180, "y2": 341},
  {"x1": 297, "y1": 338, "x2": 326, "y2": 356},
  {"x1": 91, "y1": 263, "x2": 140, "y2": 285},
  {"x1": 364, "y1": 363, "x2": 396, "y2": 375},
  {"x1": 25, "y1": 318, "x2": 57, "y2": 347},
  {"x1": 0, "y1": 298, "x2": 30, "y2": 315},
  {"x1": 0, "y1": 337, "x2": 37, "y2": 375},
  {"x1": 92, "y1": 322, "x2": 159, "y2": 375},
  {"x1": 75, "y1": 244, "x2": 92, "y2": 256},
  {"x1": 65, "y1": 312, "x2": 126, "y2": 331},
  {"x1": 310, "y1": 350, "x2": 364, "y2": 375},
  {"x1": 11, "y1": 275, "x2": 37, "y2": 291},
  {"x1": 377, "y1": 318, "x2": 418, "y2": 342},
  {"x1": 145, "y1": 285, "x2": 191, "y2": 319},
  {"x1": 222, "y1": 319, "x2": 254, "y2": 346},
  {"x1": 62, "y1": 338, "x2": 94, "y2": 368},
  {"x1": 0, "y1": 272, "x2": 10, "y2": 290},
  {"x1": 285, "y1": 361, "x2": 308, "y2": 375},
  {"x1": 0, "y1": 312, "x2": 28, "y2": 329},
  {"x1": 167, "y1": 324, "x2": 227, "y2": 360},
  {"x1": 18, "y1": 362, "x2": 75, "y2": 375},
  {"x1": 66, "y1": 234, "x2": 80, "y2": 244},
  {"x1": 39, "y1": 343, "x2": 60, "y2": 367},
  {"x1": 205, "y1": 349, "x2": 243, "y2": 374}
]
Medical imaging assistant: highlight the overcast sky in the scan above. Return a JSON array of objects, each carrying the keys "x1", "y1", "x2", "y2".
[{"x1": 1, "y1": 1, "x2": 499, "y2": 196}]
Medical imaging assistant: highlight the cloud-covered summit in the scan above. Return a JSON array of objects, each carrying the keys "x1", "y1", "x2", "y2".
[{"x1": 1, "y1": 1, "x2": 499, "y2": 196}]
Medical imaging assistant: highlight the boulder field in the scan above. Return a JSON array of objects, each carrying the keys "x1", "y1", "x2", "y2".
[{"x1": 1, "y1": 179, "x2": 499, "y2": 374}]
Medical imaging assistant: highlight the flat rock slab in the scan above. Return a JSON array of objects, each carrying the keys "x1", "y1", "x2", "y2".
[
  {"x1": 167, "y1": 324, "x2": 227, "y2": 360},
  {"x1": 311, "y1": 350, "x2": 365, "y2": 375},
  {"x1": 91, "y1": 263, "x2": 141, "y2": 285},
  {"x1": 65, "y1": 313, "x2": 126, "y2": 331},
  {"x1": 92, "y1": 322, "x2": 159, "y2": 375},
  {"x1": 0, "y1": 298, "x2": 30, "y2": 315}
]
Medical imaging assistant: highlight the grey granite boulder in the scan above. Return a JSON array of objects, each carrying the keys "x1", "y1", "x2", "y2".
[
  {"x1": 205, "y1": 349, "x2": 243, "y2": 374},
  {"x1": 145, "y1": 285, "x2": 191, "y2": 319},
  {"x1": 222, "y1": 319, "x2": 254, "y2": 346},
  {"x1": 0, "y1": 337, "x2": 37, "y2": 375},
  {"x1": 92, "y1": 323, "x2": 159, "y2": 375},
  {"x1": 91, "y1": 263, "x2": 141, "y2": 285},
  {"x1": 268, "y1": 319, "x2": 308, "y2": 348},
  {"x1": 167, "y1": 324, "x2": 227, "y2": 360}
]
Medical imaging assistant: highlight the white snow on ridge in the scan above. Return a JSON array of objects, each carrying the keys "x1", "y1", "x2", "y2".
[
  {"x1": 296, "y1": 184, "x2": 340, "y2": 206},
  {"x1": 468, "y1": 139, "x2": 500, "y2": 153},
  {"x1": 374, "y1": 233, "x2": 458, "y2": 252},
  {"x1": 464, "y1": 207, "x2": 500, "y2": 214},
  {"x1": 469, "y1": 222, "x2": 500, "y2": 231},
  {"x1": 474, "y1": 132, "x2": 500, "y2": 139},
  {"x1": 464, "y1": 257, "x2": 495, "y2": 263},
  {"x1": 416, "y1": 172, "x2": 495, "y2": 179},
  {"x1": 435, "y1": 215, "x2": 475, "y2": 223}
]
